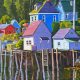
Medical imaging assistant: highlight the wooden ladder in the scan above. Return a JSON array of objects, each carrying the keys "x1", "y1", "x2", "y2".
[{"x1": 42, "y1": 50, "x2": 50, "y2": 80}]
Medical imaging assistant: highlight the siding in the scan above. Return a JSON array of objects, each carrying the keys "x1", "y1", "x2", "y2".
[
  {"x1": 23, "y1": 37, "x2": 34, "y2": 50},
  {"x1": 34, "y1": 22, "x2": 52, "y2": 51},
  {"x1": 38, "y1": 13, "x2": 60, "y2": 32},
  {"x1": 65, "y1": 12, "x2": 78, "y2": 21},
  {"x1": 69, "y1": 42, "x2": 80, "y2": 50},
  {"x1": 30, "y1": 14, "x2": 38, "y2": 23},
  {"x1": 53, "y1": 39, "x2": 69, "y2": 50}
]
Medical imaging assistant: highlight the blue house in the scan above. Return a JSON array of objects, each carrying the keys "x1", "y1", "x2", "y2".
[
  {"x1": 23, "y1": 20, "x2": 52, "y2": 51},
  {"x1": 29, "y1": 0, "x2": 60, "y2": 32},
  {"x1": 53, "y1": 28, "x2": 80, "y2": 50},
  {"x1": 11, "y1": 19, "x2": 21, "y2": 33},
  {"x1": 57, "y1": 0, "x2": 78, "y2": 21}
]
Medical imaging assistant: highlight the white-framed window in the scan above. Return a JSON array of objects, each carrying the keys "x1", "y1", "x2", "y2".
[
  {"x1": 42, "y1": 15, "x2": 45, "y2": 22},
  {"x1": 35, "y1": 16, "x2": 36, "y2": 21},
  {"x1": 53, "y1": 15, "x2": 56, "y2": 22},
  {"x1": 26, "y1": 40, "x2": 32, "y2": 45},
  {"x1": 32, "y1": 17, "x2": 33, "y2": 21}
]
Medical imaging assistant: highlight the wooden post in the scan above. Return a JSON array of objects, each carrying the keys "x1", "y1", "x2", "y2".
[
  {"x1": 9, "y1": 50, "x2": 12, "y2": 80},
  {"x1": 25, "y1": 52, "x2": 28, "y2": 80},
  {"x1": 52, "y1": 49, "x2": 55, "y2": 80},
  {"x1": 20, "y1": 51, "x2": 24, "y2": 80},
  {"x1": 14, "y1": 52, "x2": 19, "y2": 80},
  {"x1": 56, "y1": 49, "x2": 59, "y2": 80},
  {"x1": 72, "y1": 50, "x2": 75, "y2": 80},
  {"x1": 72, "y1": 50, "x2": 75, "y2": 67},
  {"x1": 76, "y1": 51, "x2": 77, "y2": 60},
  {"x1": 31, "y1": 51, "x2": 34, "y2": 70},
  {"x1": 0, "y1": 40, "x2": 2, "y2": 80},
  {"x1": 42, "y1": 50, "x2": 45, "y2": 80},
  {"x1": 34, "y1": 52, "x2": 40, "y2": 80},
  {"x1": 4, "y1": 50, "x2": 7, "y2": 80},
  {"x1": 46, "y1": 49, "x2": 49, "y2": 80}
]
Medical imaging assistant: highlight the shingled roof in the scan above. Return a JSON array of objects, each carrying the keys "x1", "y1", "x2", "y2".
[
  {"x1": 30, "y1": 0, "x2": 59, "y2": 14},
  {"x1": 53, "y1": 28, "x2": 70, "y2": 39},
  {"x1": 23, "y1": 21, "x2": 42, "y2": 36},
  {"x1": 53, "y1": 28, "x2": 79, "y2": 39}
]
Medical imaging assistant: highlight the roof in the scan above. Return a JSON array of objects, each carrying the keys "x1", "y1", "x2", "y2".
[
  {"x1": 30, "y1": 0, "x2": 59, "y2": 14},
  {"x1": 23, "y1": 21, "x2": 42, "y2": 36},
  {"x1": 53, "y1": 28, "x2": 71, "y2": 39},
  {"x1": 11, "y1": 19, "x2": 21, "y2": 28},
  {"x1": 61, "y1": 1, "x2": 73, "y2": 12},
  {"x1": 0, "y1": 24, "x2": 10, "y2": 29}
]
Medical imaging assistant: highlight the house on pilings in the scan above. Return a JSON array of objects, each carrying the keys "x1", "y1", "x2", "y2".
[
  {"x1": 53, "y1": 28, "x2": 80, "y2": 50},
  {"x1": 23, "y1": 20, "x2": 52, "y2": 51}
]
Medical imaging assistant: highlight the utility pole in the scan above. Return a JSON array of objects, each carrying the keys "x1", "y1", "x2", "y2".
[{"x1": 73, "y1": 0, "x2": 76, "y2": 30}]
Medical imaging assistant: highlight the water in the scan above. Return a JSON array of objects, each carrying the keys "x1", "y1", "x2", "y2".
[{"x1": 1, "y1": 50, "x2": 80, "y2": 80}]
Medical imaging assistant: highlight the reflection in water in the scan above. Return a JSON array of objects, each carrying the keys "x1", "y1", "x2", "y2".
[{"x1": 1, "y1": 51, "x2": 80, "y2": 80}]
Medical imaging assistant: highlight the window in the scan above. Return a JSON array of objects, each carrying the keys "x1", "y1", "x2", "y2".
[
  {"x1": 58, "y1": 42, "x2": 60, "y2": 45},
  {"x1": 32, "y1": 17, "x2": 33, "y2": 21},
  {"x1": 29, "y1": 40, "x2": 31, "y2": 44},
  {"x1": 42, "y1": 15, "x2": 45, "y2": 22},
  {"x1": 35, "y1": 16, "x2": 36, "y2": 20},
  {"x1": 53, "y1": 15, "x2": 56, "y2": 22},
  {"x1": 66, "y1": 14, "x2": 68, "y2": 19},
  {"x1": 26, "y1": 41, "x2": 28, "y2": 45},
  {"x1": 26, "y1": 40, "x2": 31, "y2": 45}
]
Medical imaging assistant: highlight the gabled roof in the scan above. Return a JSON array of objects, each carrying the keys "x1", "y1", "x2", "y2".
[
  {"x1": 53, "y1": 28, "x2": 70, "y2": 39},
  {"x1": 11, "y1": 19, "x2": 21, "y2": 28},
  {"x1": 30, "y1": 0, "x2": 59, "y2": 14},
  {"x1": 23, "y1": 21, "x2": 42, "y2": 36},
  {"x1": 0, "y1": 24, "x2": 10, "y2": 29},
  {"x1": 53, "y1": 28, "x2": 80, "y2": 39},
  {"x1": 61, "y1": 0, "x2": 73, "y2": 12}
]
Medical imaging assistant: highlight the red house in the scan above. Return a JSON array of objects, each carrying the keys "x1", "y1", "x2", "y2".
[{"x1": 0, "y1": 24, "x2": 15, "y2": 34}]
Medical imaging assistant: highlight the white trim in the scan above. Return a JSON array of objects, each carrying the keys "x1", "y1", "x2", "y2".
[{"x1": 29, "y1": 13, "x2": 60, "y2": 15}]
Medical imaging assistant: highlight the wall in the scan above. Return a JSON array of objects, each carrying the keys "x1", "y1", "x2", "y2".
[
  {"x1": 53, "y1": 39, "x2": 69, "y2": 50},
  {"x1": 30, "y1": 14, "x2": 38, "y2": 23},
  {"x1": 38, "y1": 13, "x2": 60, "y2": 32},
  {"x1": 23, "y1": 37, "x2": 34, "y2": 50},
  {"x1": 34, "y1": 22, "x2": 52, "y2": 51}
]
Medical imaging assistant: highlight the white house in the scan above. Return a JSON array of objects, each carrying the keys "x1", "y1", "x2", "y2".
[{"x1": 53, "y1": 28, "x2": 80, "y2": 50}]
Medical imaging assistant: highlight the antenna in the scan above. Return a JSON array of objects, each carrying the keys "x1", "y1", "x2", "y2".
[{"x1": 73, "y1": 0, "x2": 76, "y2": 30}]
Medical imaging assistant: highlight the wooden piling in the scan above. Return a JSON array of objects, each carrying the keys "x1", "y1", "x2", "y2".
[
  {"x1": 56, "y1": 49, "x2": 59, "y2": 80},
  {"x1": 9, "y1": 50, "x2": 12, "y2": 80},
  {"x1": 72, "y1": 50, "x2": 75, "y2": 80},
  {"x1": 4, "y1": 50, "x2": 7, "y2": 80},
  {"x1": 52, "y1": 49, "x2": 55, "y2": 80},
  {"x1": 42, "y1": 50, "x2": 45, "y2": 80},
  {"x1": 25, "y1": 52, "x2": 28, "y2": 80}
]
